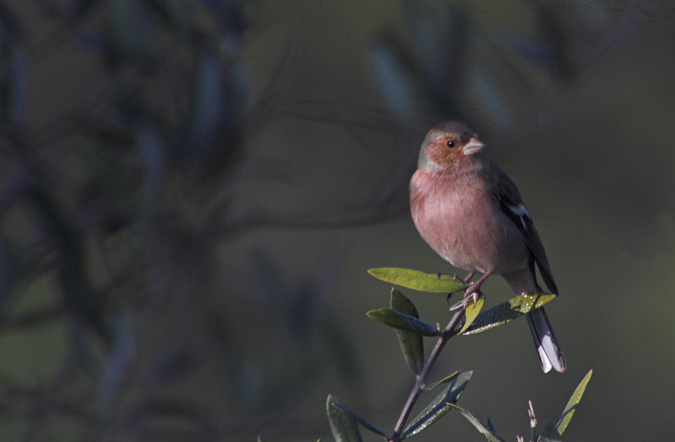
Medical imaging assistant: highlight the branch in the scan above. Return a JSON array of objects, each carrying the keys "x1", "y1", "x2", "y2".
[{"x1": 389, "y1": 301, "x2": 467, "y2": 442}]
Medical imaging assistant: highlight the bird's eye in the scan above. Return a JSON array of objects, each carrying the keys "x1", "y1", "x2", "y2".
[{"x1": 446, "y1": 140, "x2": 456, "y2": 148}]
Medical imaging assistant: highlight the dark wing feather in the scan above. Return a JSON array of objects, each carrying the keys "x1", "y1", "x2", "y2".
[{"x1": 485, "y1": 162, "x2": 558, "y2": 294}]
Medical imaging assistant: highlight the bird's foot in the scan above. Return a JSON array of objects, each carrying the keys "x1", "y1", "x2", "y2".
[
  {"x1": 448, "y1": 272, "x2": 476, "y2": 303},
  {"x1": 449, "y1": 270, "x2": 492, "y2": 311},
  {"x1": 449, "y1": 289, "x2": 481, "y2": 311}
]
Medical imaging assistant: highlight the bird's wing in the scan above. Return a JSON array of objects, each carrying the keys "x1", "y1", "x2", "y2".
[{"x1": 486, "y1": 163, "x2": 558, "y2": 294}]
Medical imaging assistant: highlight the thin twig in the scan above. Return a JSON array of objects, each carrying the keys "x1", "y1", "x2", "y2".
[
  {"x1": 388, "y1": 302, "x2": 467, "y2": 442},
  {"x1": 528, "y1": 400, "x2": 537, "y2": 442}
]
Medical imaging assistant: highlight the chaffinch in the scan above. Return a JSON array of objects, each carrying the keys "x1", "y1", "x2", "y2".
[{"x1": 409, "y1": 121, "x2": 566, "y2": 373}]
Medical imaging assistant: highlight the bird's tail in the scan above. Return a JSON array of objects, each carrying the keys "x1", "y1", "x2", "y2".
[{"x1": 526, "y1": 307, "x2": 567, "y2": 373}]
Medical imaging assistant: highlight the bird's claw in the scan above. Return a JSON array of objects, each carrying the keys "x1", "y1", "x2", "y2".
[
  {"x1": 449, "y1": 297, "x2": 471, "y2": 311},
  {"x1": 449, "y1": 299, "x2": 464, "y2": 311},
  {"x1": 447, "y1": 287, "x2": 483, "y2": 311}
]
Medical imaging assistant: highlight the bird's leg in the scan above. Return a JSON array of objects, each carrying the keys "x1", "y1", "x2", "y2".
[
  {"x1": 464, "y1": 270, "x2": 493, "y2": 298},
  {"x1": 463, "y1": 272, "x2": 475, "y2": 284}
]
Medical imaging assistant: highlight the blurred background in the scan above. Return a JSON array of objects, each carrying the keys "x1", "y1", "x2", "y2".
[{"x1": 0, "y1": 0, "x2": 673, "y2": 440}]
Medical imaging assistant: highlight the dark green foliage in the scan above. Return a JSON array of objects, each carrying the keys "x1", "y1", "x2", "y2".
[
  {"x1": 401, "y1": 371, "x2": 473, "y2": 439},
  {"x1": 366, "y1": 308, "x2": 439, "y2": 337},
  {"x1": 327, "y1": 395, "x2": 363, "y2": 442},
  {"x1": 329, "y1": 399, "x2": 387, "y2": 438},
  {"x1": 449, "y1": 405, "x2": 507, "y2": 442},
  {"x1": 327, "y1": 269, "x2": 591, "y2": 441},
  {"x1": 390, "y1": 289, "x2": 425, "y2": 374}
]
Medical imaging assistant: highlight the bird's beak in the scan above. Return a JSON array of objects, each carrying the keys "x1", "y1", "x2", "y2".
[{"x1": 463, "y1": 137, "x2": 485, "y2": 156}]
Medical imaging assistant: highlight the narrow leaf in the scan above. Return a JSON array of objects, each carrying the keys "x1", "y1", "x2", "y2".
[
  {"x1": 368, "y1": 268, "x2": 466, "y2": 293},
  {"x1": 462, "y1": 293, "x2": 556, "y2": 335},
  {"x1": 422, "y1": 371, "x2": 459, "y2": 391},
  {"x1": 391, "y1": 290, "x2": 425, "y2": 374},
  {"x1": 449, "y1": 404, "x2": 506, "y2": 442},
  {"x1": 331, "y1": 402, "x2": 387, "y2": 437},
  {"x1": 327, "y1": 395, "x2": 362, "y2": 442},
  {"x1": 555, "y1": 369, "x2": 593, "y2": 435},
  {"x1": 538, "y1": 421, "x2": 562, "y2": 442},
  {"x1": 487, "y1": 418, "x2": 497, "y2": 434},
  {"x1": 366, "y1": 309, "x2": 439, "y2": 337},
  {"x1": 459, "y1": 295, "x2": 484, "y2": 334},
  {"x1": 402, "y1": 371, "x2": 473, "y2": 438}
]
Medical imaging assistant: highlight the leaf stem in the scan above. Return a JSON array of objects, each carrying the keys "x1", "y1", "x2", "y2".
[{"x1": 389, "y1": 306, "x2": 466, "y2": 442}]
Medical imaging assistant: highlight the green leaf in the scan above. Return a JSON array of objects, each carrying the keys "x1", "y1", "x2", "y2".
[
  {"x1": 331, "y1": 401, "x2": 387, "y2": 437},
  {"x1": 449, "y1": 404, "x2": 506, "y2": 442},
  {"x1": 327, "y1": 395, "x2": 363, "y2": 442},
  {"x1": 555, "y1": 369, "x2": 593, "y2": 435},
  {"x1": 538, "y1": 421, "x2": 562, "y2": 442},
  {"x1": 368, "y1": 268, "x2": 467, "y2": 293},
  {"x1": 391, "y1": 290, "x2": 425, "y2": 374},
  {"x1": 402, "y1": 371, "x2": 473, "y2": 438},
  {"x1": 459, "y1": 295, "x2": 484, "y2": 334},
  {"x1": 461, "y1": 293, "x2": 556, "y2": 335},
  {"x1": 367, "y1": 309, "x2": 439, "y2": 337},
  {"x1": 422, "y1": 371, "x2": 459, "y2": 390}
]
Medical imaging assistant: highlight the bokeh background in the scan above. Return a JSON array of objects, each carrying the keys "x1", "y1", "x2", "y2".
[{"x1": 0, "y1": 0, "x2": 674, "y2": 441}]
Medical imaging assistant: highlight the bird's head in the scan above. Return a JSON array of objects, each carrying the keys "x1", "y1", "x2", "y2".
[{"x1": 417, "y1": 121, "x2": 485, "y2": 171}]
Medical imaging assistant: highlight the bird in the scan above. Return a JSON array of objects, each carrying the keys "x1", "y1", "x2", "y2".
[{"x1": 409, "y1": 121, "x2": 566, "y2": 373}]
